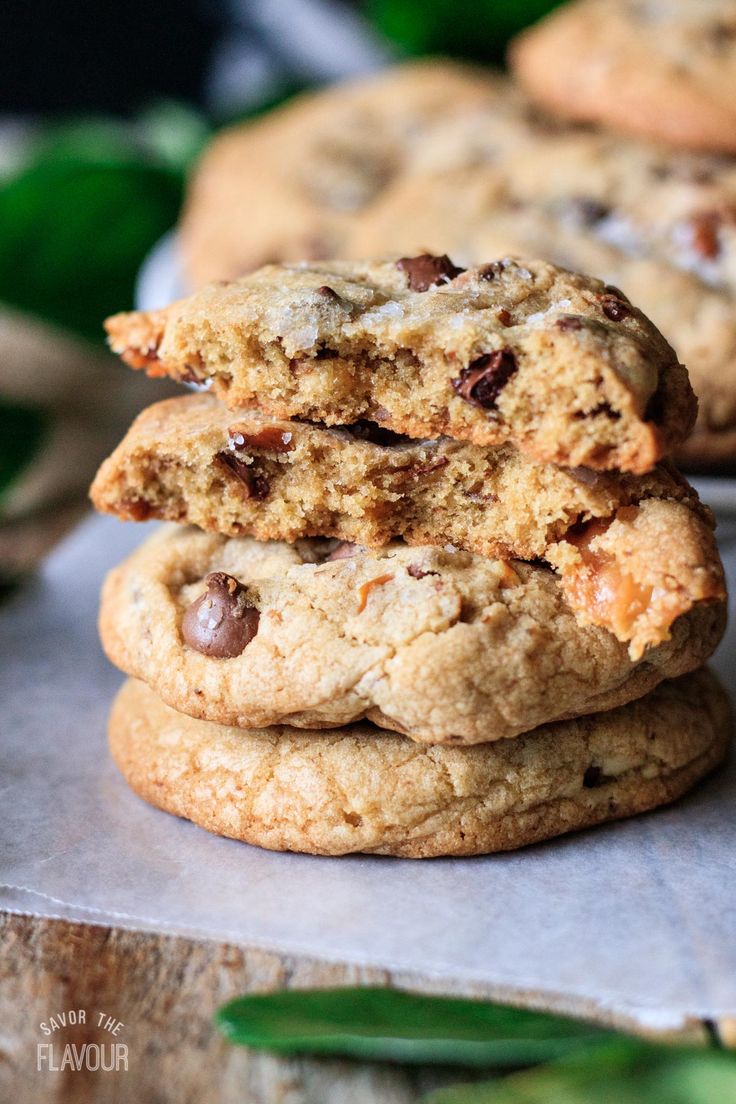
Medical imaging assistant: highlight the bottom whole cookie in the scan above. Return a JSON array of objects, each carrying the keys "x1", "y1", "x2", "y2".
[{"x1": 109, "y1": 671, "x2": 731, "y2": 859}]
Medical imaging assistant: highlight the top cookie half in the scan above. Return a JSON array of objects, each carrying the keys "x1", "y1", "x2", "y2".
[{"x1": 106, "y1": 256, "x2": 695, "y2": 474}]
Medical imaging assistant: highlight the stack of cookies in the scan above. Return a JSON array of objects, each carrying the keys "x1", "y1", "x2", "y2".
[{"x1": 91, "y1": 254, "x2": 730, "y2": 857}]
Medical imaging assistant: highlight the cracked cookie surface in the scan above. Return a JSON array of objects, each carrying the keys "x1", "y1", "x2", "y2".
[
  {"x1": 99, "y1": 525, "x2": 725, "y2": 743},
  {"x1": 105, "y1": 257, "x2": 695, "y2": 474},
  {"x1": 511, "y1": 0, "x2": 736, "y2": 154},
  {"x1": 109, "y1": 671, "x2": 732, "y2": 857}
]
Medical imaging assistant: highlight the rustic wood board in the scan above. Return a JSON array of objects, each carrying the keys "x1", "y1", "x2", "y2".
[{"x1": 0, "y1": 912, "x2": 715, "y2": 1104}]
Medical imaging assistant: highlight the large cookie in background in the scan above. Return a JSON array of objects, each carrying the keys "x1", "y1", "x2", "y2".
[{"x1": 511, "y1": 0, "x2": 736, "y2": 153}]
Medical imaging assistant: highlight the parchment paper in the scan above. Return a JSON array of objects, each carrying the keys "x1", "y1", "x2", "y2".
[{"x1": 2, "y1": 508, "x2": 735, "y2": 1030}]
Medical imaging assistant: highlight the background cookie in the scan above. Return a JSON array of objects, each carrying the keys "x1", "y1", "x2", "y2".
[
  {"x1": 510, "y1": 0, "x2": 736, "y2": 153},
  {"x1": 109, "y1": 671, "x2": 732, "y2": 858},
  {"x1": 179, "y1": 59, "x2": 505, "y2": 287},
  {"x1": 99, "y1": 525, "x2": 726, "y2": 743}
]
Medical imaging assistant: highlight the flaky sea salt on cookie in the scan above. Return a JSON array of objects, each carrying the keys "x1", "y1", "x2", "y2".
[{"x1": 105, "y1": 256, "x2": 696, "y2": 474}]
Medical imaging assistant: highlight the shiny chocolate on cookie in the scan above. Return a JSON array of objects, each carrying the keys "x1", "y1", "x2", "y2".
[{"x1": 182, "y1": 572, "x2": 260, "y2": 658}]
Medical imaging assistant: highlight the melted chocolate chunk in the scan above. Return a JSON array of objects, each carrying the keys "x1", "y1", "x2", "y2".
[
  {"x1": 599, "y1": 295, "x2": 632, "y2": 322},
  {"x1": 644, "y1": 388, "x2": 665, "y2": 425},
  {"x1": 477, "y1": 261, "x2": 506, "y2": 280},
  {"x1": 583, "y1": 765, "x2": 614, "y2": 789},
  {"x1": 216, "y1": 452, "x2": 270, "y2": 499},
  {"x1": 340, "y1": 420, "x2": 412, "y2": 447},
  {"x1": 396, "y1": 254, "x2": 465, "y2": 292},
  {"x1": 229, "y1": 426, "x2": 294, "y2": 453},
  {"x1": 565, "y1": 196, "x2": 611, "y2": 227},
  {"x1": 316, "y1": 284, "x2": 341, "y2": 301},
  {"x1": 688, "y1": 212, "x2": 722, "y2": 260},
  {"x1": 451, "y1": 348, "x2": 518, "y2": 410},
  {"x1": 556, "y1": 315, "x2": 584, "y2": 332},
  {"x1": 181, "y1": 572, "x2": 260, "y2": 658}
]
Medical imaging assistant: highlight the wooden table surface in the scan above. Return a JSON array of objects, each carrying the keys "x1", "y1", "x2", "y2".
[{"x1": 3, "y1": 911, "x2": 728, "y2": 1104}]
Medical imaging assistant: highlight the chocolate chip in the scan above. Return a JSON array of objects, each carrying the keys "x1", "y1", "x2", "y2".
[
  {"x1": 314, "y1": 346, "x2": 339, "y2": 360},
  {"x1": 644, "y1": 388, "x2": 665, "y2": 425},
  {"x1": 708, "y1": 19, "x2": 736, "y2": 48},
  {"x1": 229, "y1": 426, "x2": 294, "y2": 453},
  {"x1": 396, "y1": 254, "x2": 465, "y2": 292},
  {"x1": 599, "y1": 295, "x2": 632, "y2": 322},
  {"x1": 688, "y1": 213, "x2": 721, "y2": 259},
  {"x1": 556, "y1": 315, "x2": 584, "y2": 332},
  {"x1": 340, "y1": 420, "x2": 411, "y2": 447},
  {"x1": 181, "y1": 572, "x2": 259, "y2": 658},
  {"x1": 583, "y1": 765, "x2": 613, "y2": 788},
  {"x1": 407, "y1": 564, "x2": 439, "y2": 579},
  {"x1": 451, "y1": 348, "x2": 518, "y2": 410},
  {"x1": 604, "y1": 284, "x2": 630, "y2": 302},
  {"x1": 316, "y1": 284, "x2": 341, "y2": 301},
  {"x1": 477, "y1": 261, "x2": 506, "y2": 280},
  {"x1": 410, "y1": 456, "x2": 450, "y2": 478},
  {"x1": 216, "y1": 452, "x2": 270, "y2": 499},
  {"x1": 565, "y1": 196, "x2": 611, "y2": 227},
  {"x1": 496, "y1": 308, "x2": 514, "y2": 327}
]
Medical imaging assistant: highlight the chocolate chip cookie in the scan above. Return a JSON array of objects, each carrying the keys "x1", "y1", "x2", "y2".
[
  {"x1": 105, "y1": 257, "x2": 695, "y2": 475},
  {"x1": 99, "y1": 525, "x2": 725, "y2": 743},
  {"x1": 180, "y1": 58, "x2": 505, "y2": 287},
  {"x1": 90, "y1": 393, "x2": 710, "y2": 574},
  {"x1": 109, "y1": 670, "x2": 732, "y2": 857},
  {"x1": 511, "y1": 0, "x2": 736, "y2": 153}
]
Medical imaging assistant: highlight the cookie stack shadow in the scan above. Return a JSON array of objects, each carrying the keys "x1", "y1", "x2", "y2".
[{"x1": 91, "y1": 255, "x2": 731, "y2": 857}]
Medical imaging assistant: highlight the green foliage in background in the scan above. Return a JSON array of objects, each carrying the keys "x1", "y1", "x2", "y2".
[
  {"x1": 216, "y1": 988, "x2": 736, "y2": 1103},
  {"x1": 0, "y1": 104, "x2": 208, "y2": 344},
  {"x1": 366, "y1": 0, "x2": 563, "y2": 64},
  {"x1": 0, "y1": 397, "x2": 49, "y2": 504}
]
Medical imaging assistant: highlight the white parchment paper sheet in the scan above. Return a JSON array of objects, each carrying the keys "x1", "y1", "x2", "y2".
[{"x1": 1, "y1": 509, "x2": 735, "y2": 1029}]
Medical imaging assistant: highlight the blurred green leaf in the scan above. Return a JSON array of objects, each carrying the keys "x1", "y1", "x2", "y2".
[
  {"x1": 216, "y1": 988, "x2": 614, "y2": 1066},
  {"x1": 136, "y1": 101, "x2": 210, "y2": 172},
  {"x1": 0, "y1": 157, "x2": 182, "y2": 340},
  {"x1": 423, "y1": 1041, "x2": 736, "y2": 1103},
  {"x1": 0, "y1": 398, "x2": 48, "y2": 501},
  {"x1": 28, "y1": 103, "x2": 209, "y2": 175},
  {"x1": 366, "y1": 0, "x2": 563, "y2": 64}
]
